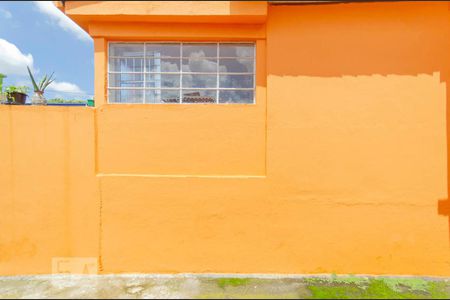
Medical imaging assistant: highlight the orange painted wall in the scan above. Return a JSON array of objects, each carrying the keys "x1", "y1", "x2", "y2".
[
  {"x1": 62, "y1": 1, "x2": 268, "y2": 30},
  {"x1": 1, "y1": 1, "x2": 450, "y2": 276},
  {"x1": 0, "y1": 106, "x2": 99, "y2": 275}
]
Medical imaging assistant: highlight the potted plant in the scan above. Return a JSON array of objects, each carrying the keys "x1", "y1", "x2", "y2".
[
  {"x1": 5, "y1": 85, "x2": 29, "y2": 105},
  {"x1": 27, "y1": 66, "x2": 54, "y2": 105},
  {"x1": 0, "y1": 73, "x2": 5, "y2": 92},
  {"x1": 0, "y1": 73, "x2": 6, "y2": 103}
]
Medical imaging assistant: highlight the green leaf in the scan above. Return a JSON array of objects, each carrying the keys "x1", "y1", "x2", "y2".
[
  {"x1": 42, "y1": 72, "x2": 55, "y2": 92},
  {"x1": 39, "y1": 75, "x2": 48, "y2": 91},
  {"x1": 27, "y1": 66, "x2": 40, "y2": 92}
]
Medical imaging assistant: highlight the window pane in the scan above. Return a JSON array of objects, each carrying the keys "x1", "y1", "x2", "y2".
[
  {"x1": 110, "y1": 43, "x2": 144, "y2": 57},
  {"x1": 182, "y1": 74, "x2": 216, "y2": 88},
  {"x1": 146, "y1": 58, "x2": 180, "y2": 72},
  {"x1": 182, "y1": 58, "x2": 218, "y2": 73},
  {"x1": 146, "y1": 74, "x2": 180, "y2": 88},
  {"x1": 219, "y1": 43, "x2": 254, "y2": 58},
  {"x1": 182, "y1": 44, "x2": 216, "y2": 58},
  {"x1": 219, "y1": 90, "x2": 254, "y2": 104},
  {"x1": 109, "y1": 73, "x2": 144, "y2": 88},
  {"x1": 219, "y1": 58, "x2": 254, "y2": 73},
  {"x1": 219, "y1": 75, "x2": 254, "y2": 89},
  {"x1": 145, "y1": 43, "x2": 180, "y2": 58},
  {"x1": 109, "y1": 89, "x2": 144, "y2": 103},
  {"x1": 108, "y1": 43, "x2": 255, "y2": 105},
  {"x1": 182, "y1": 90, "x2": 217, "y2": 103},
  {"x1": 109, "y1": 58, "x2": 144, "y2": 72},
  {"x1": 145, "y1": 89, "x2": 180, "y2": 104}
]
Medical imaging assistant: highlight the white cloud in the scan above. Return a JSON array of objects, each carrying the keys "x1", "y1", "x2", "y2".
[
  {"x1": 0, "y1": 8, "x2": 12, "y2": 19},
  {"x1": 0, "y1": 39, "x2": 34, "y2": 76},
  {"x1": 33, "y1": 1, "x2": 91, "y2": 42},
  {"x1": 47, "y1": 81, "x2": 84, "y2": 94}
]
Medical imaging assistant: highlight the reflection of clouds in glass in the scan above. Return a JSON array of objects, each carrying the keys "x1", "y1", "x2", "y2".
[
  {"x1": 192, "y1": 59, "x2": 215, "y2": 72},
  {"x1": 182, "y1": 56, "x2": 218, "y2": 87},
  {"x1": 219, "y1": 75, "x2": 253, "y2": 89},
  {"x1": 146, "y1": 74, "x2": 180, "y2": 88},
  {"x1": 220, "y1": 44, "x2": 254, "y2": 57},
  {"x1": 182, "y1": 74, "x2": 192, "y2": 87},
  {"x1": 110, "y1": 73, "x2": 143, "y2": 88},
  {"x1": 236, "y1": 47, "x2": 253, "y2": 58},
  {"x1": 162, "y1": 75, "x2": 179, "y2": 88},
  {"x1": 219, "y1": 65, "x2": 227, "y2": 73},
  {"x1": 183, "y1": 75, "x2": 216, "y2": 88},
  {"x1": 109, "y1": 58, "x2": 143, "y2": 72},
  {"x1": 146, "y1": 90, "x2": 180, "y2": 103},
  {"x1": 183, "y1": 45, "x2": 216, "y2": 57},
  {"x1": 110, "y1": 44, "x2": 144, "y2": 57},
  {"x1": 146, "y1": 44, "x2": 180, "y2": 57},
  {"x1": 161, "y1": 61, "x2": 179, "y2": 72},
  {"x1": 183, "y1": 58, "x2": 217, "y2": 73},
  {"x1": 219, "y1": 59, "x2": 253, "y2": 73},
  {"x1": 146, "y1": 59, "x2": 180, "y2": 72},
  {"x1": 219, "y1": 90, "x2": 254, "y2": 104},
  {"x1": 189, "y1": 50, "x2": 206, "y2": 59},
  {"x1": 238, "y1": 59, "x2": 253, "y2": 72},
  {"x1": 109, "y1": 89, "x2": 144, "y2": 103}
]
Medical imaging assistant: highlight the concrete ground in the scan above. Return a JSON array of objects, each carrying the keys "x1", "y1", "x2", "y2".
[{"x1": 0, "y1": 274, "x2": 449, "y2": 299}]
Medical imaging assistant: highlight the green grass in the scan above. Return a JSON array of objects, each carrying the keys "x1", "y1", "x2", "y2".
[
  {"x1": 216, "y1": 278, "x2": 251, "y2": 289},
  {"x1": 305, "y1": 277, "x2": 449, "y2": 299},
  {"x1": 47, "y1": 98, "x2": 87, "y2": 104},
  {"x1": 202, "y1": 276, "x2": 449, "y2": 299}
]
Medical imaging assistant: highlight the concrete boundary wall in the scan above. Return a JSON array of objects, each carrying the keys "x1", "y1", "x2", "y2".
[{"x1": 1, "y1": 1, "x2": 450, "y2": 276}]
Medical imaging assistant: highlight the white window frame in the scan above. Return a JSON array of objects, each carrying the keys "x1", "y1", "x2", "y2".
[{"x1": 107, "y1": 41, "x2": 256, "y2": 104}]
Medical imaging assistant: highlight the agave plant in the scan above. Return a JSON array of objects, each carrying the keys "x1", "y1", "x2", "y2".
[
  {"x1": 27, "y1": 66, "x2": 55, "y2": 105},
  {"x1": 27, "y1": 66, "x2": 54, "y2": 94}
]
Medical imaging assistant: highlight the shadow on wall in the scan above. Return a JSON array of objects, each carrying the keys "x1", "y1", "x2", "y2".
[
  {"x1": 267, "y1": 1, "x2": 450, "y2": 243},
  {"x1": 438, "y1": 199, "x2": 450, "y2": 244},
  {"x1": 267, "y1": 1, "x2": 449, "y2": 78}
]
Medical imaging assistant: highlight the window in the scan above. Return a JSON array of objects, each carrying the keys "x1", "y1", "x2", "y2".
[{"x1": 108, "y1": 42, "x2": 255, "y2": 104}]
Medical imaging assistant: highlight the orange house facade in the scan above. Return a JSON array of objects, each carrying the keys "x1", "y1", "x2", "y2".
[{"x1": 0, "y1": 1, "x2": 450, "y2": 276}]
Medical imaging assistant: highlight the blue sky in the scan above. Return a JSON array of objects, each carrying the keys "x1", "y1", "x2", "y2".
[{"x1": 0, "y1": 1, "x2": 93, "y2": 99}]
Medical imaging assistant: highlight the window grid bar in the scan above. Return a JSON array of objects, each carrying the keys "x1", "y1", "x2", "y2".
[
  {"x1": 107, "y1": 42, "x2": 109, "y2": 102},
  {"x1": 180, "y1": 43, "x2": 183, "y2": 103},
  {"x1": 111, "y1": 41, "x2": 252, "y2": 44},
  {"x1": 108, "y1": 83, "x2": 255, "y2": 89},
  {"x1": 253, "y1": 43, "x2": 256, "y2": 103},
  {"x1": 110, "y1": 56, "x2": 254, "y2": 59},
  {"x1": 109, "y1": 71, "x2": 254, "y2": 75},
  {"x1": 143, "y1": 44, "x2": 146, "y2": 103},
  {"x1": 216, "y1": 42, "x2": 219, "y2": 104},
  {"x1": 108, "y1": 87, "x2": 254, "y2": 91}
]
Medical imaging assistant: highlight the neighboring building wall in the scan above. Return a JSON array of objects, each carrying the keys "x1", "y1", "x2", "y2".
[{"x1": 0, "y1": 1, "x2": 449, "y2": 276}]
